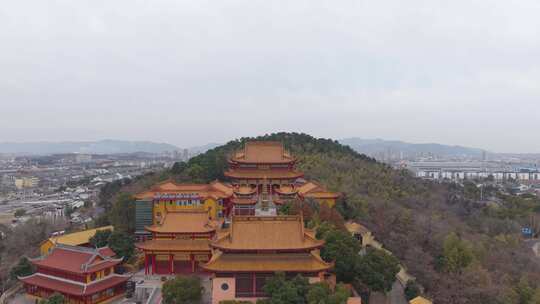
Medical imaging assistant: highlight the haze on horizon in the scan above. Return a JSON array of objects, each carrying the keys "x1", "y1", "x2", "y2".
[{"x1": 1, "y1": 0, "x2": 539, "y2": 153}]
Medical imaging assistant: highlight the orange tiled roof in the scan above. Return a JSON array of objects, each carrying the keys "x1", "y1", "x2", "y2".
[
  {"x1": 225, "y1": 169, "x2": 304, "y2": 180},
  {"x1": 234, "y1": 185, "x2": 257, "y2": 195},
  {"x1": 297, "y1": 181, "x2": 340, "y2": 199},
  {"x1": 136, "y1": 239, "x2": 210, "y2": 252},
  {"x1": 275, "y1": 185, "x2": 298, "y2": 195},
  {"x1": 31, "y1": 245, "x2": 122, "y2": 274},
  {"x1": 202, "y1": 251, "x2": 331, "y2": 272},
  {"x1": 345, "y1": 221, "x2": 370, "y2": 235},
  {"x1": 145, "y1": 210, "x2": 219, "y2": 234},
  {"x1": 135, "y1": 180, "x2": 232, "y2": 200},
  {"x1": 212, "y1": 215, "x2": 324, "y2": 251},
  {"x1": 231, "y1": 141, "x2": 295, "y2": 164},
  {"x1": 19, "y1": 273, "x2": 129, "y2": 296},
  {"x1": 409, "y1": 297, "x2": 432, "y2": 304}
]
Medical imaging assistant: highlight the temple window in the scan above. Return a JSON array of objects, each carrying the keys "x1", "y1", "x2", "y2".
[{"x1": 235, "y1": 274, "x2": 252, "y2": 297}]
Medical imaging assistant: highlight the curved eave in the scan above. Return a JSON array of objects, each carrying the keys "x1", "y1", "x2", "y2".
[
  {"x1": 144, "y1": 226, "x2": 216, "y2": 234},
  {"x1": 209, "y1": 242, "x2": 325, "y2": 252},
  {"x1": 229, "y1": 155, "x2": 296, "y2": 165},
  {"x1": 224, "y1": 171, "x2": 304, "y2": 180},
  {"x1": 233, "y1": 189, "x2": 257, "y2": 195},
  {"x1": 274, "y1": 189, "x2": 299, "y2": 195}
]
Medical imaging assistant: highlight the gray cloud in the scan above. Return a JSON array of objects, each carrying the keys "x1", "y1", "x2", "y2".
[{"x1": 1, "y1": 0, "x2": 539, "y2": 152}]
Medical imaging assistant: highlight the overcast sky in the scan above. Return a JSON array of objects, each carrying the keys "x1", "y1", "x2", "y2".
[{"x1": 1, "y1": 0, "x2": 539, "y2": 152}]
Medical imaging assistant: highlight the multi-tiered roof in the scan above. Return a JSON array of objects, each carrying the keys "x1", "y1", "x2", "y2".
[
  {"x1": 135, "y1": 180, "x2": 233, "y2": 200},
  {"x1": 20, "y1": 245, "x2": 128, "y2": 298},
  {"x1": 202, "y1": 215, "x2": 331, "y2": 273},
  {"x1": 225, "y1": 142, "x2": 304, "y2": 180}
]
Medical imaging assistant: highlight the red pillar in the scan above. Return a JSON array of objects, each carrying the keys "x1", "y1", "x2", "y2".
[
  {"x1": 144, "y1": 253, "x2": 149, "y2": 275},
  {"x1": 169, "y1": 254, "x2": 174, "y2": 275},
  {"x1": 252, "y1": 273, "x2": 256, "y2": 296},
  {"x1": 191, "y1": 254, "x2": 195, "y2": 273},
  {"x1": 151, "y1": 254, "x2": 156, "y2": 275}
]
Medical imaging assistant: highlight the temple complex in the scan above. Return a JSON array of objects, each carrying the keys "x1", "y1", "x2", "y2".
[
  {"x1": 19, "y1": 245, "x2": 129, "y2": 304},
  {"x1": 202, "y1": 215, "x2": 332, "y2": 303},
  {"x1": 133, "y1": 141, "x2": 340, "y2": 285}
]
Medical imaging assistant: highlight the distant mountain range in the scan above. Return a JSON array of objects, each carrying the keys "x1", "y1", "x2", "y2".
[
  {"x1": 0, "y1": 140, "x2": 180, "y2": 155},
  {"x1": 0, "y1": 138, "x2": 499, "y2": 159},
  {"x1": 339, "y1": 138, "x2": 487, "y2": 159}
]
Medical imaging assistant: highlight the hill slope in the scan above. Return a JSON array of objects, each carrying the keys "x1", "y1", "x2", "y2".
[{"x1": 340, "y1": 137, "x2": 486, "y2": 159}]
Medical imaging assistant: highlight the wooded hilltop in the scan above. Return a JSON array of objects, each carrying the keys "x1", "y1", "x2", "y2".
[{"x1": 92, "y1": 132, "x2": 540, "y2": 303}]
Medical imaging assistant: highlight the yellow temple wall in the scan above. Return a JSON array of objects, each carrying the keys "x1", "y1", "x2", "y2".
[{"x1": 152, "y1": 199, "x2": 222, "y2": 222}]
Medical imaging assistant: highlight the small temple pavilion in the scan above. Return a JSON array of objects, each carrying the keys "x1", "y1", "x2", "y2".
[
  {"x1": 19, "y1": 245, "x2": 129, "y2": 304},
  {"x1": 202, "y1": 215, "x2": 333, "y2": 304},
  {"x1": 136, "y1": 210, "x2": 220, "y2": 274}
]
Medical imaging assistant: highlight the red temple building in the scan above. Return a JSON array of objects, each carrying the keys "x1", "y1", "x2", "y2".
[
  {"x1": 19, "y1": 245, "x2": 129, "y2": 304},
  {"x1": 202, "y1": 215, "x2": 333, "y2": 303},
  {"x1": 136, "y1": 210, "x2": 220, "y2": 275}
]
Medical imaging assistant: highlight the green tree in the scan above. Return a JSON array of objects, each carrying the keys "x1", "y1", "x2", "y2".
[
  {"x1": 108, "y1": 231, "x2": 134, "y2": 261},
  {"x1": 39, "y1": 293, "x2": 65, "y2": 304},
  {"x1": 318, "y1": 224, "x2": 361, "y2": 283},
  {"x1": 327, "y1": 284, "x2": 350, "y2": 304},
  {"x1": 10, "y1": 257, "x2": 34, "y2": 279},
  {"x1": 171, "y1": 162, "x2": 188, "y2": 175},
  {"x1": 162, "y1": 276, "x2": 203, "y2": 304},
  {"x1": 263, "y1": 272, "x2": 308, "y2": 304},
  {"x1": 14, "y1": 209, "x2": 26, "y2": 217},
  {"x1": 442, "y1": 233, "x2": 474, "y2": 274},
  {"x1": 89, "y1": 229, "x2": 113, "y2": 248},
  {"x1": 306, "y1": 282, "x2": 332, "y2": 304},
  {"x1": 306, "y1": 282, "x2": 349, "y2": 304},
  {"x1": 109, "y1": 193, "x2": 135, "y2": 233},
  {"x1": 356, "y1": 248, "x2": 400, "y2": 293},
  {"x1": 514, "y1": 277, "x2": 534, "y2": 304}
]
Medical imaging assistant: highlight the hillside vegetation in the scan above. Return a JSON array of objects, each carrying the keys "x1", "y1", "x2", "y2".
[{"x1": 101, "y1": 132, "x2": 540, "y2": 304}]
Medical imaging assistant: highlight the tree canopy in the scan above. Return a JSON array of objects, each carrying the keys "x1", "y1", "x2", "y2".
[
  {"x1": 89, "y1": 229, "x2": 113, "y2": 248},
  {"x1": 162, "y1": 276, "x2": 203, "y2": 304},
  {"x1": 261, "y1": 273, "x2": 350, "y2": 304},
  {"x1": 10, "y1": 257, "x2": 34, "y2": 279},
  {"x1": 39, "y1": 293, "x2": 64, "y2": 304},
  {"x1": 107, "y1": 231, "x2": 135, "y2": 261}
]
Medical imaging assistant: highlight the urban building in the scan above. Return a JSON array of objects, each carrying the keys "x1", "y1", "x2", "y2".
[{"x1": 15, "y1": 177, "x2": 39, "y2": 189}]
